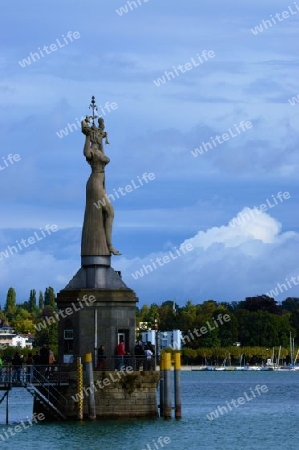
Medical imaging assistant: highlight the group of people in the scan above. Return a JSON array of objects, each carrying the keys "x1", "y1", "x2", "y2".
[
  {"x1": 35, "y1": 344, "x2": 56, "y2": 367},
  {"x1": 95, "y1": 339, "x2": 156, "y2": 371},
  {"x1": 0, "y1": 345, "x2": 56, "y2": 384},
  {"x1": 96, "y1": 340, "x2": 128, "y2": 371},
  {"x1": 134, "y1": 340, "x2": 156, "y2": 371}
]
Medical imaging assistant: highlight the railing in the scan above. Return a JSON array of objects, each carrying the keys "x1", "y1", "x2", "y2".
[
  {"x1": 94, "y1": 356, "x2": 157, "y2": 372},
  {"x1": 29, "y1": 366, "x2": 68, "y2": 418},
  {"x1": 0, "y1": 365, "x2": 70, "y2": 419},
  {"x1": 0, "y1": 356, "x2": 157, "y2": 385},
  {"x1": 0, "y1": 364, "x2": 76, "y2": 386}
]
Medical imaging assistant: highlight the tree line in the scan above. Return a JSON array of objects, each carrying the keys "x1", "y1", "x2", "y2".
[
  {"x1": 1, "y1": 288, "x2": 298, "y2": 363},
  {"x1": 0, "y1": 287, "x2": 58, "y2": 354},
  {"x1": 136, "y1": 296, "x2": 299, "y2": 364}
]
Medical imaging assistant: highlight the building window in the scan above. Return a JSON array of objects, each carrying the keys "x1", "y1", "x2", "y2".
[{"x1": 64, "y1": 329, "x2": 74, "y2": 340}]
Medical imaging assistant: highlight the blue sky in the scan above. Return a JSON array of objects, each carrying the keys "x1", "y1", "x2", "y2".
[{"x1": 0, "y1": 0, "x2": 298, "y2": 307}]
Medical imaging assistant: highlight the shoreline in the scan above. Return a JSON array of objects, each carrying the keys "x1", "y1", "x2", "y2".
[{"x1": 156, "y1": 365, "x2": 299, "y2": 371}]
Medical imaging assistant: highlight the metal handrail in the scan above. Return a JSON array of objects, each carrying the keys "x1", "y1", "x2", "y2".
[
  {"x1": 93, "y1": 355, "x2": 157, "y2": 371},
  {"x1": 28, "y1": 366, "x2": 68, "y2": 409}
]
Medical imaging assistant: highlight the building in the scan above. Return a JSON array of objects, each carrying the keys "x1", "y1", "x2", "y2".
[
  {"x1": 141, "y1": 329, "x2": 182, "y2": 354},
  {"x1": 0, "y1": 325, "x2": 33, "y2": 349},
  {"x1": 159, "y1": 330, "x2": 182, "y2": 351}
]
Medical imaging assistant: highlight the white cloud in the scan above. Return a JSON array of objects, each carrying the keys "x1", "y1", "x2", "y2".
[
  {"x1": 186, "y1": 207, "x2": 282, "y2": 249},
  {"x1": 116, "y1": 208, "x2": 299, "y2": 303},
  {"x1": 1, "y1": 208, "x2": 298, "y2": 305}
]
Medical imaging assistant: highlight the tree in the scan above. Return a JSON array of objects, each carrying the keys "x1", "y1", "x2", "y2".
[
  {"x1": 158, "y1": 301, "x2": 178, "y2": 330},
  {"x1": 136, "y1": 305, "x2": 150, "y2": 324},
  {"x1": 4, "y1": 287, "x2": 17, "y2": 319},
  {"x1": 11, "y1": 309, "x2": 35, "y2": 333},
  {"x1": 38, "y1": 291, "x2": 44, "y2": 310},
  {"x1": 44, "y1": 287, "x2": 56, "y2": 309},
  {"x1": 29, "y1": 289, "x2": 37, "y2": 312},
  {"x1": 281, "y1": 297, "x2": 299, "y2": 313},
  {"x1": 177, "y1": 300, "x2": 197, "y2": 333},
  {"x1": 215, "y1": 306, "x2": 239, "y2": 347},
  {"x1": 34, "y1": 321, "x2": 58, "y2": 348},
  {"x1": 239, "y1": 296, "x2": 281, "y2": 314},
  {"x1": 200, "y1": 328, "x2": 221, "y2": 348},
  {"x1": 34, "y1": 306, "x2": 58, "y2": 348}
]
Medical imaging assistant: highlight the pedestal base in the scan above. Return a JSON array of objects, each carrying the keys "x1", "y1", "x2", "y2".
[
  {"x1": 56, "y1": 287, "x2": 138, "y2": 363},
  {"x1": 33, "y1": 371, "x2": 160, "y2": 420}
]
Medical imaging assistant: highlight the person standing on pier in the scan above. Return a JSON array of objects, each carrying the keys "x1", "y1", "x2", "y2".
[
  {"x1": 134, "y1": 340, "x2": 145, "y2": 371},
  {"x1": 12, "y1": 352, "x2": 22, "y2": 383},
  {"x1": 116, "y1": 339, "x2": 126, "y2": 370},
  {"x1": 40, "y1": 344, "x2": 50, "y2": 376},
  {"x1": 97, "y1": 345, "x2": 106, "y2": 370}
]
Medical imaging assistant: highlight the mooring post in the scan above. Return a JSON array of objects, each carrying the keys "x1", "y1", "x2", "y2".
[
  {"x1": 94, "y1": 309, "x2": 98, "y2": 369},
  {"x1": 6, "y1": 390, "x2": 9, "y2": 425},
  {"x1": 77, "y1": 357, "x2": 83, "y2": 420},
  {"x1": 159, "y1": 353, "x2": 164, "y2": 417},
  {"x1": 84, "y1": 353, "x2": 96, "y2": 419},
  {"x1": 174, "y1": 352, "x2": 182, "y2": 419},
  {"x1": 163, "y1": 352, "x2": 172, "y2": 419}
]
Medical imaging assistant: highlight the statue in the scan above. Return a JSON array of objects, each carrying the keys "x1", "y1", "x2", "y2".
[
  {"x1": 94, "y1": 117, "x2": 110, "y2": 149},
  {"x1": 81, "y1": 96, "x2": 121, "y2": 256}
]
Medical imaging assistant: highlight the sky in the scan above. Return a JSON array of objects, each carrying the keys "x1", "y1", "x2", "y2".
[{"x1": 0, "y1": 0, "x2": 298, "y2": 307}]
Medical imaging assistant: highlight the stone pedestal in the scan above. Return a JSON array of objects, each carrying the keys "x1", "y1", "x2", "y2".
[
  {"x1": 33, "y1": 371, "x2": 160, "y2": 420},
  {"x1": 53, "y1": 261, "x2": 160, "y2": 421},
  {"x1": 56, "y1": 258, "x2": 138, "y2": 364},
  {"x1": 67, "y1": 370, "x2": 160, "y2": 419}
]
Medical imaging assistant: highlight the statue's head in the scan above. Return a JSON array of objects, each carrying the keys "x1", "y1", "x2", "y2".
[
  {"x1": 98, "y1": 117, "x2": 105, "y2": 129},
  {"x1": 85, "y1": 115, "x2": 91, "y2": 123}
]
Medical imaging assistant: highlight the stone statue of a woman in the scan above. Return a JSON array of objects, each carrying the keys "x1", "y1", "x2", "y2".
[{"x1": 81, "y1": 117, "x2": 121, "y2": 256}]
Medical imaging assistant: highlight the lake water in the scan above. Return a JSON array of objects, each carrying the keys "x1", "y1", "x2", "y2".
[{"x1": 0, "y1": 371, "x2": 298, "y2": 450}]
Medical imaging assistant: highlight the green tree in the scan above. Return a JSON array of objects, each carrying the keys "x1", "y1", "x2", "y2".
[
  {"x1": 38, "y1": 291, "x2": 44, "y2": 310},
  {"x1": 239, "y1": 296, "x2": 281, "y2": 314},
  {"x1": 177, "y1": 300, "x2": 197, "y2": 333},
  {"x1": 214, "y1": 306, "x2": 238, "y2": 347},
  {"x1": 158, "y1": 301, "x2": 178, "y2": 330},
  {"x1": 147, "y1": 303, "x2": 159, "y2": 328},
  {"x1": 4, "y1": 287, "x2": 17, "y2": 320},
  {"x1": 29, "y1": 289, "x2": 37, "y2": 312},
  {"x1": 200, "y1": 327, "x2": 221, "y2": 348},
  {"x1": 282, "y1": 297, "x2": 299, "y2": 313},
  {"x1": 34, "y1": 305, "x2": 58, "y2": 347},
  {"x1": 137, "y1": 304, "x2": 150, "y2": 324},
  {"x1": 34, "y1": 323, "x2": 58, "y2": 348},
  {"x1": 44, "y1": 287, "x2": 56, "y2": 309},
  {"x1": 11, "y1": 308, "x2": 35, "y2": 333}
]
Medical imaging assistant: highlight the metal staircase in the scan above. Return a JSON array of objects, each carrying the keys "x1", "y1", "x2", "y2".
[{"x1": 23, "y1": 367, "x2": 68, "y2": 420}]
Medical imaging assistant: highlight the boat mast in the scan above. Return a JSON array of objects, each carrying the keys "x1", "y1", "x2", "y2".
[
  {"x1": 290, "y1": 332, "x2": 293, "y2": 364},
  {"x1": 277, "y1": 346, "x2": 281, "y2": 370}
]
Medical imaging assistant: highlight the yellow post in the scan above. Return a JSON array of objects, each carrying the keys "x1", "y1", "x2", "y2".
[
  {"x1": 174, "y1": 352, "x2": 182, "y2": 419},
  {"x1": 174, "y1": 352, "x2": 181, "y2": 369},
  {"x1": 159, "y1": 353, "x2": 165, "y2": 417},
  {"x1": 85, "y1": 353, "x2": 92, "y2": 363},
  {"x1": 84, "y1": 352, "x2": 96, "y2": 419},
  {"x1": 77, "y1": 357, "x2": 83, "y2": 420},
  {"x1": 163, "y1": 352, "x2": 172, "y2": 419}
]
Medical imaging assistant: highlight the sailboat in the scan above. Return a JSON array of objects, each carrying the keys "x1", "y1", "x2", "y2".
[
  {"x1": 261, "y1": 348, "x2": 275, "y2": 371},
  {"x1": 288, "y1": 332, "x2": 298, "y2": 371}
]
